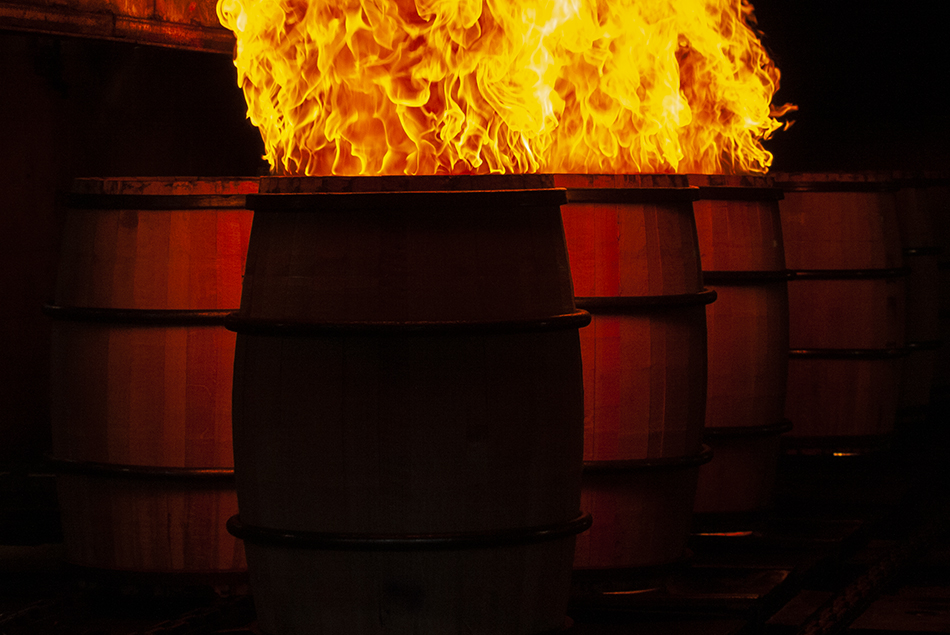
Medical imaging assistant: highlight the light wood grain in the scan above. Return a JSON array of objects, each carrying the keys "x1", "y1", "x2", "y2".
[
  {"x1": 776, "y1": 174, "x2": 905, "y2": 449},
  {"x1": 787, "y1": 278, "x2": 905, "y2": 350},
  {"x1": 557, "y1": 174, "x2": 707, "y2": 570},
  {"x1": 689, "y1": 177, "x2": 789, "y2": 517},
  {"x1": 785, "y1": 357, "x2": 901, "y2": 440},
  {"x1": 574, "y1": 467, "x2": 701, "y2": 569},
  {"x1": 50, "y1": 177, "x2": 254, "y2": 574},
  {"x1": 691, "y1": 182, "x2": 788, "y2": 429}
]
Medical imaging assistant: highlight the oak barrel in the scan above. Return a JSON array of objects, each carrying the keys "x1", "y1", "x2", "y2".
[
  {"x1": 556, "y1": 173, "x2": 712, "y2": 571},
  {"x1": 226, "y1": 175, "x2": 590, "y2": 635},
  {"x1": 687, "y1": 174, "x2": 790, "y2": 517},
  {"x1": 48, "y1": 177, "x2": 254, "y2": 575},
  {"x1": 693, "y1": 420, "x2": 792, "y2": 517},
  {"x1": 893, "y1": 174, "x2": 941, "y2": 423},
  {"x1": 775, "y1": 172, "x2": 906, "y2": 454},
  {"x1": 925, "y1": 175, "x2": 950, "y2": 403}
]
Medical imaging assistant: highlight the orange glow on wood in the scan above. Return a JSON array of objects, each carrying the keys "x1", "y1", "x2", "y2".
[
  {"x1": 557, "y1": 174, "x2": 708, "y2": 570},
  {"x1": 689, "y1": 175, "x2": 789, "y2": 515},
  {"x1": 690, "y1": 175, "x2": 788, "y2": 431},
  {"x1": 50, "y1": 177, "x2": 254, "y2": 573}
]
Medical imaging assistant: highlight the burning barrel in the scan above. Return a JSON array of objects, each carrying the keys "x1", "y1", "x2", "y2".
[
  {"x1": 225, "y1": 174, "x2": 590, "y2": 635},
  {"x1": 555, "y1": 174, "x2": 713, "y2": 573},
  {"x1": 47, "y1": 177, "x2": 254, "y2": 576},
  {"x1": 775, "y1": 173, "x2": 906, "y2": 455},
  {"x1": 687, "y1": 174, "x2": 791, "y2": 521}
]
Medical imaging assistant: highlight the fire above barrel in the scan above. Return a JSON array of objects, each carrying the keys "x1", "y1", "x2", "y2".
[{"x1": 225, "y1": 174, "x2": 590, "y2": 635}]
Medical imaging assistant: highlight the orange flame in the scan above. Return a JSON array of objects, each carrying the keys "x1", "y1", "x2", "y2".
[{"x1": 217, "y1": 0, "x2": 795, "y2": 175}]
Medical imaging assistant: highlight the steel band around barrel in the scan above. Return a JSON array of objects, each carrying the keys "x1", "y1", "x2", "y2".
[
  {"x1": 246, "y1": 188, "x2": 567, "y2": 212},
  {"x1": 702, "y1": 270, "x2": 791, "y2": 284},
  {"x1": 43, "y1": 305, "x2": 233, "y2": 326},
  {"x1": 564, "y1": 187, "x2": 700, "y2": 205},
  {"x1": 225, "y1": 309, "x2": 591, "y2": 336},
  {"x1": 702, "y1": 419, "x2": 794, "y2": 440},
  {"x1": 789, "y1": 267, "x2": 910, "y2": 280},
  {"x1": 584, "y1": 446, "x2": 714, "y2": 474},
  {"x1": 49, "y1": 457, "x2": 235, "y2": 481},
  {"x1": 65, "y1": 193, "x2": 250, "y2": 210},
  {"x1": 789, "y1": 347, "x2": 909, "y2": 360},
  {"x1": 226, "y1": 512, "x2": 592, "y2": 551},
  {"x1": 574, "y1": 289, "x2": 717, "y2": 312}
]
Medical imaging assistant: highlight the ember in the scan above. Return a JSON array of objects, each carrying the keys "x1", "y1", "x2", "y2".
[{"x1": 217, "y1": 0, "x2": 794, "y2": 175}]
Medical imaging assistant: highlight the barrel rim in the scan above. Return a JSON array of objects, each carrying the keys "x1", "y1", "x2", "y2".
[
  {"x1": 59, "y1": 562, "x2": 250, "y2": 585},
  {"x1": 684, "y1": 173, "x2": 776, "y2": 189},
  {"x1": 64, "y1": 193, "x2": 251, "y2": 210},
  {"x1": 563, "y1": 187, "x2": 701, "y2": 204},
  {"x1": 703, "y1": 270, "x2": 791, "y2": 283},
  {"x1": 246, "y1": 188, "x2": 567, "y2": 212},
  {"x1": 49, "y1": 457, "x2": 235, "y2": 480},
  {"x1": 583, "y1": 446, "x2": 714, "y2": 473},
  {"x1": 225, "y1": 309, "x2": 591, "y2": 336},
  {"x1": 258, "y1": 173, "x2": 557, "y2": 193},
  {"x1": 70, "y1": 175, "x2": 260, "y2": 188},
  {"x1": 789, "y1": 347, "x2": 909, "y2": 360},
  {"x1": 44, "y1": 305, "x2": 234, "y2": 325},
  {"x1": 702, "y1": 419, "x2": 794, "y2": 440},
  {"x1": 226, "y1": 512, "x2": 592, "y2": 551},
  {"x1": 690, "y1": 186, "x2": 784, "y2": 201},
  {"x1": 788, "y1": 267, "x2": 910, "y2": 280},
  {"x1": 574, "y1": 289, "x2": 717, "y2": 311}
]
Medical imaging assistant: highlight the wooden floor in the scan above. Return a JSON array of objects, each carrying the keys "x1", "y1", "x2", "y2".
[{"x1": 2, "y1": 400, "x2": 950, "y2": 635}]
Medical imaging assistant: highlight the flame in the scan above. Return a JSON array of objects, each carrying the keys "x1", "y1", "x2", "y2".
[{"x1": 217, "y1": 0, "x2": 795, "y2": 175}]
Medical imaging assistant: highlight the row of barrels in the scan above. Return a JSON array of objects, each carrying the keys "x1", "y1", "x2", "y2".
[{"x1": 46, "y1": 172, "x2": 948, "y2": 634}]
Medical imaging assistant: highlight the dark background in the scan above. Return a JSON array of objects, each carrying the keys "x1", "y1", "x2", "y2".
[{"x1": 751, "y1": 0, "x2": 950, "y2": 173}]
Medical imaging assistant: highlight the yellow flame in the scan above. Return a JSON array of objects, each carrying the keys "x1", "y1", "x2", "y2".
[{"x1": 217, "y1": 0, "x2": 795, "y2": 176}]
